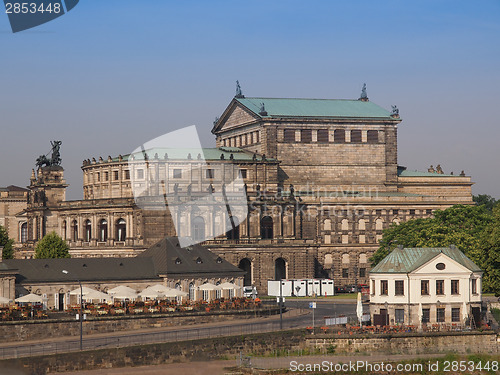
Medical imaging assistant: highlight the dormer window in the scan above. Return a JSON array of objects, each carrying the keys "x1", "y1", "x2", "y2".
[
  {"x1": 175, "y1": 258, "x2": 182, "y2": 265},
  {"x1": 216, "y1": 257, "x2": 223, "y2": 264},
  {"x1": 196, "y1": 257, "x2": 203, "y2": 264}
]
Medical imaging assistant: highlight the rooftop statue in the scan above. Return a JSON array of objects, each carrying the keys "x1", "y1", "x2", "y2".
[
  {"x1": 359, "y1": 83, "x2": 368, "y2": 100},
  {"x1": 235, "y1": 80, "x2": 244, "y2": 98},
  {"x1": 36, "y1": 140, "x2": 62, "y2": 169},
  {"x1": 391, "y1": 105, "x2": 399, "y2": 116}
]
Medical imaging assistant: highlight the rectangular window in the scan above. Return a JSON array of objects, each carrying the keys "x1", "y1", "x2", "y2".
[
  {"x1": 104, "y1": 172, "x2": 109, "y2": 181},
  {"x1": 393, "y1": 209, "x2": 399, "y2": 215},
  {"x1": 410, "y1": 209, "x2": 415, "y2": 215},
  {"x1": 240, "y1": 169, "x2": 247, "y2": 179},
  {"x1": 452, "y1": 308, "x2": 460, "y2": 322},
  {"x1": 124, "y1": 170, "x2": 130, "y2": 180},
  {"x1": 97, "y1": 172, "x2": 101, "y2": 182},
  {"x1": 395, "y1": 309, "x2": 405, "y2": 323},
  {"x1": 206, "y1": 169, "x2": 214, "y2": 179},
  {"x1": 350, "y1": 129, "x2": 362, "y2": 143},
  {"x1": 421, "y1": 280, "x2": 429, "y2": 295},
  {"x1": 173, "y1": 169, "x2": 182, "y2": 179},
  {"x1": 436, "y1": 280, "x2": 444, "y2": 295},
  {"x1": 342, "y1": 268, "x2": 349, "y2": 278},
  {"x1": 472, "y1": 279, "x2": 477, "y2": 294},
  {"x1": 136, "y1": 169, "x2": 144, "y2": 179},
  {"x1": 334, "y1": 129, "x2": 345, "y2": 143},
  {"x1": 301, "y1": 129, "x2": 312, "y2": 143},
  {"x1": 376, "y1": 209, "x2": 382, "y2": 216},
  {"x1": 451, "y1": 280, "x2": 459, "y2": 295},
  {"x1": 422, "y1": 309, "x2": 430, "y2": 323},
  {"x1": 395, "y1": 280, "x2": 404, "y2": 296},
  {"x1": 317, "y1": 129, "x2": 329, "y2": 143},
  {"x1": 114, "y1": 170, "x2": 119, "y2": 180},
  {"x1": 284, "y1": 129, "x2": 295, "y2": 143},
  {"x1": 437, "y1": 307, "x2": 445, "y2": 322},
  {"x1": 380, "y1": 280, "x2": 388, "y2": 295},
  {"x1": 426, "y1": 209, "x2": 432, "y2": 215},
  {"x1": 371, "y1": 280, "x2": 375, "y2": 295},
  {"x1": 359, "y1": 268, "x2": 366, "y2": 278},
  {"x1": 367, "y1": 130, "x2": 378, "y2": 143}
]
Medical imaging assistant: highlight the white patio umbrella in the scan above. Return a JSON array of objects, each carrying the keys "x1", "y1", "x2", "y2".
[
  {"x1": 70, "y1": 286, "x2": 100, "y2": 296},
  {"x1": 198, "y1": 283, "x2": 222, "y2": 291},
  {"x1": 162, "y1": 289, "x2": 188, "y2": 298},
  {"x1": 139, "y1": 285, "x2": 171, "y2": 299},
  {"x1": 356, "y1": 292, "x2": 363, "y2": 328},
  {"x1": 107, "y1": 286, "x2": 138, "y2": 300},
  {"x1": 0, "y1": 296, "x2": 12, "y2": 304},
  {"x1": 83, "y1": 290, "x2": 112, "y2": 302},
  {"x1": 218, "y1": 282, "x2": 242, "y2": 290},
  {"x1": 15, "y1": 293, "x2": 43, "y2": 303}
]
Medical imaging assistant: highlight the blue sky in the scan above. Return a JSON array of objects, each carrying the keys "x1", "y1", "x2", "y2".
[{"x1": 1, "y1": 0, "x2": 499, "y2": 199}]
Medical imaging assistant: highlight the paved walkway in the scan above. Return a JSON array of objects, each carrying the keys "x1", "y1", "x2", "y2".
[{"x1": 55, "y1": 353, "x2": 448, "y2": 375}]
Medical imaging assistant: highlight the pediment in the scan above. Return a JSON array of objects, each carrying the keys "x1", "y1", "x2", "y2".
[
  {"x1": 413, "y1": 253, "x2": 471, "y2": 275},
  {"x1": 212, "y1": 99, "x2": 261, "y2": 134}
]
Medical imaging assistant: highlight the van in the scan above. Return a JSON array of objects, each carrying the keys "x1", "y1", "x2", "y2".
[{"x1": 243, "y1": 286, "x2": 257, "y2": 298}]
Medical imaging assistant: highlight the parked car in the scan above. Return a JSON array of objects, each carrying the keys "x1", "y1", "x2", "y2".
[{"x1": 243, "y1": 286, "x2": 258, "y2": 298}]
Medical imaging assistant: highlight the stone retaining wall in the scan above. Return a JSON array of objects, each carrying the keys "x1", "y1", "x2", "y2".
[
  {"x1": 0, "y1": 308, "x2": 276, "y2": 342},
  {"x1": 307, "y1": 331, "x2": 499, "y2": 355}
]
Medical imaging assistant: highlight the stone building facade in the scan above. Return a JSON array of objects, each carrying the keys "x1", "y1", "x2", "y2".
[{"x1": 15, "y1": 90, "x2": 473, "y2": 294}]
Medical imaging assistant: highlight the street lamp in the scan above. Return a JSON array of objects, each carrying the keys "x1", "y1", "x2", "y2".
[{"x1": 62, "y1": 270, "x2": 83, "y2": 350}]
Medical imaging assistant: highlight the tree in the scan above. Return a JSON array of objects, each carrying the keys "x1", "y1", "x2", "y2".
[
  {"x1": 479, "y1": 204, "x2": 500, "y2": 294},
  {"x1": 473, "y1": 194, "x2": 497, "y2": 212},
  {"x1": 370, "y1": 204, "x2": 495, "y2": 290},
  {"x1": 0, "y1": 225, "x2": 14, "y2": 259},
  {"x1": 34, "y1": 231, "x2": 71, "y2": 259}
]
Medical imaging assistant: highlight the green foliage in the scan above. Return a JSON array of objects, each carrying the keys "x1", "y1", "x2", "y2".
[
  {"x1": 370, "y1": 204, "x2": 500, "y2": 292},
  {"x1": 479, "y1": 205, "x2": 500, "y2": 294},
  {"x1": 34, "y1": 231, "x2": 70, "y2": 259},
  {"x1": 0, "y1": 225, "x2": 14, "y2": 259},
  {"x1": 473, "y1": 194, "x2": 498, "y2": 212}
]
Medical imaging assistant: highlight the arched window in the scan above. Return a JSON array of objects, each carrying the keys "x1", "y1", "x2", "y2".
[
  {"x1": 71, "y1": 220, "x2": 78, "y2": 241},
  {"x1": 261, "y1": 216, "x2": 273, "y2": 239},
  {"x1": 359, "y1": 253, "x2": 367, "y2": 263},
  {"x1": 367, "y1": 130, "x2": 378, "y2": 143},
  {"x1": 324, "y1": 254, "x2": 333, "y2": 268},
  {"x1": 189, "y1": 282, "x2": 195, "y2": 300},
  {"x1": 61, "y1": 221, "x2": 67, "y2": 241},
  {"x1": 358, "y1": 219, "x2": 366, "y2": 231},
  {"x1": 116, "y1": 218, "x2": 126, "y2": 241},
  {"x1": 226, "y1": 216, "x2": 240, "y2": 240},
  {"x1": 85, "y1": 220, "x2": 92, "y2": 242},
  {"x1": 375, "y1": 218, "x2": 384, "y2": 231},
  {"x1": 175, "y1": 283, "x2": 181, "y2": 290},
  {"x1": 324, "y1": 218, "x2": 332, "y2": 231},
  {"x1": 191, "y1": 216, "x2": 205, "y2": 242},
  {"x1": 275, "y1": 258, "x2": 287, "y2": 280},
  {"x1": 341, "y1": 219, "x2": 349, "y2": 231},
  {"x1": 20, "y1": 222, "x2": 28, "y2": 243},
  {"x1": 238, "y1": 258, "x2": 252, "y2": 286},
  {"x1": 99, "y1": 219, "x2": 108, "y2": 242},
  {"x1": 334, "y1": 129, "x2": 345, "y2": 143},
  {"x1": 342, "y1": 253, "x2": 350, "y2": 264},
  {"x1": 392, "y1": 218, "x2": 400, "y2": 225}
]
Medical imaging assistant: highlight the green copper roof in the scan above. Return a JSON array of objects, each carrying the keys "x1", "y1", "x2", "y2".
[
  {"x1": 398, "y1": 170, "x2": 455, "y2": 177},
  {"x1": 370, "y1": 246, "x2": 481, "y2": 274},
  {"x1": 236, "y1": 97, "x2": 394, "y2": 119}
]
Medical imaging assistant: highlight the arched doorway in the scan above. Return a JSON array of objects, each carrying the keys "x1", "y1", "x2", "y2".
[
  {"x1": 191, "y1": 216, "x2": 205, "y2": 242},
  {"x1": 275, "y1": 257, "x2": 287, "y2": 280},
  {"x1": 226, "y1": 216, "x2": 240, "y2": 240},
  {"x1": 238, "y1": 258, "x2": 252, "y2": 286},
  {"x1": 260, "y1": 216, "x2": 273, "y2": 239}
]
